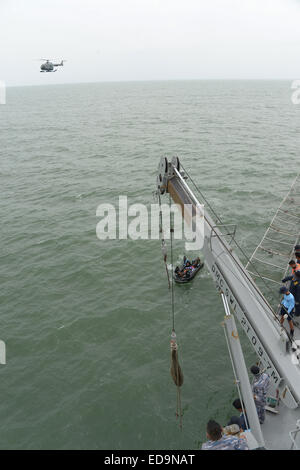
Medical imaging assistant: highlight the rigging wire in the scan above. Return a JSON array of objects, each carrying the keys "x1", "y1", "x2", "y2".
[
  {"x1": 179, "y1": 163, "x2": 298, "y2": 345},
  {"x1": 157, "y1": 192, "x2": 171, "y2": 290},
  {"x1": 158, "y1": 193, "x2": 183, "y2": 428},
  {"x1": 169, "y1": 193, "x2": 175, "y2": 332},
  {"x1": 168, "y1": 194, "x2": 183, "y2": 428},
  {"x1": 157, "y1": 189, "x2": 184, "y2": 427},
  {"x1": 180, "y1": 162, "x2": 283, "y2": 304}
]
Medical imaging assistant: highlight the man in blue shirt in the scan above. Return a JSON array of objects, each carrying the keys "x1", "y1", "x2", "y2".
[
  {"x1": 201, "y1": 420, "x2": 248, "y2": 450},
  {"x1": 282, "y1": 271, "x2": 300, "y2": 317},
  {"x1": 279, "y1": 286, "x2": 295, "y2": 337}
]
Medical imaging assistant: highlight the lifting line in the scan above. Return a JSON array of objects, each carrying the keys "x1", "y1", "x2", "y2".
[
  {"x1": 168, "y1": 195, "x2": 184, "y2": 429},
  {"x1": 158, "y1": 191, "x2": 184, "y2": 428},
  {"x1": 158, "y1": 192, "x2": 171, "y2": 290}
]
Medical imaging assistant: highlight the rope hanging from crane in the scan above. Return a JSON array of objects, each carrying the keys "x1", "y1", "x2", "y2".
[
  {"x1": 158, "y1": 193, "x2": 171, "y2": 290},
  {"x1": 158, "y1": 191, "x2": 184, "y2": 427},
  {"x1": 170, "y1": 206, "x2": 184, "y2": 428}
]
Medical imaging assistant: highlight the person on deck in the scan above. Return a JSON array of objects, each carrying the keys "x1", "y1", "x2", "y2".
[
  {"x1": 279, "y1": 286, "x2": 295, "y2": 336},
  {"x1": 288, "y1": 259, "x2": 300, "y2": 274},
  {"x1": 227, "y1": 398, "x2": 248, "y2": 431},
  {"x1": 201, "y1": 420, "x2": 248, "y2": 450},
  {"x1": 250, "y1": 366, "x2": 270, "y2": 425},
  {"x1": 294, "y1": 245, "x2": 300, "y2": 254},
  {"x1": 282, "y1": 271, "x2": 300, "y2": 317}
]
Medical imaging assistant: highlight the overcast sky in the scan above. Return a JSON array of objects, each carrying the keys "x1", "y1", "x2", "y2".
[{"x1": 1, "y1": 0, "x2": 300, "y2": 86}]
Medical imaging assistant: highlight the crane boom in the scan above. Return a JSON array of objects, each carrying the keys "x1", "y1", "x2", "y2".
[{"x1": 157, "y1": 156, "x2": 300, "y2": 410}]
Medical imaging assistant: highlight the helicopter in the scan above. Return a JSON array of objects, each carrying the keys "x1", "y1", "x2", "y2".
[{"x1": 39, "y1": 59, "x2": 65, "y2": 73}]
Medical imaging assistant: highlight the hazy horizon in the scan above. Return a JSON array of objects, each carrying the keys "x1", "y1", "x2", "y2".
[{"x1": 6, "y1": 77, "x2": 298, "y2": 89}]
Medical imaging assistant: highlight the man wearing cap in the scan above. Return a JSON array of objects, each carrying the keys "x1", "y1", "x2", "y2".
[
  {"x1": 201, "y1": 420, "x2": 249, "y2": 450},
  {"x1": 282, "y1": 271, "x2": 300, "y2": 317},
  {"x1": 250, "y1": 366, "x2": 270, "y2": 424},
  {"x1": 279, "y1": 286, "x2": 295, "y2": 337}
]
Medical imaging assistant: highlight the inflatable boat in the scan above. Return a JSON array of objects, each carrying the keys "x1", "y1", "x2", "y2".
[{"x1": 173, "y1": 258, "x2": 204, "y2": 284}]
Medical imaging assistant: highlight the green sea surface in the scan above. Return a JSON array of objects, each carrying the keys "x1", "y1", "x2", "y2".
[{"x1": 0, "y1": 80, "x2": 299, "y2": 449}]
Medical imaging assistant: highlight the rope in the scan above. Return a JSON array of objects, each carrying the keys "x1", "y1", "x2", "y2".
[
  {"x1": 157, "y1": 189, "x2": 184, "y2": 427},
  {"x1": 158, "y1": 192, "x2": 171, "y2": 290},
  {"x1": 168, "y1": 193, "x2": 183, "y2": 428},
  {"x1": 169, "y1": 194, "x2": 175, "y2": 331}
]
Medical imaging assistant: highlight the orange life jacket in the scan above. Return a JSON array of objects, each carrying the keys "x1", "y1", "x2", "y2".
[{"x1": 292, "y1": 263, "x2": 300, "y2": 274}]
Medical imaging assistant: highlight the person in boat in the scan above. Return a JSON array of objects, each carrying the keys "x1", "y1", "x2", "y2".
[
  {"x1": 279, "y1": 286, "x2": 295, "y2": 337},
  {"x1": 227, "y1": 398, "x2": 248, "y2": 431},
  {"x1": 179, "y1": 264, "x2": 195, "y2": 277},
  {"x1": 192, "y1": 257, "x2": 201, "y2": 267},
  {"x1": 183, "y1": 257, "x2": 202, "y2": 274},
  {"x1": 201, "y1": 420, "x2": 248, "y2": 450},
  {"x1": 282, "y1": 271, "x2": 300, "y2": 317},
  {"x1": 250, "y1": 365, "x2": 270, "y2": 425},
  {"x1": 175, "y1": 261, "x2": 195, "y2": 278},
  {"x1": 175, "y1": 256, "x2": 201, "y2": 278},
  {"x1": 182, "y1": 255, "x2": 191, "y2": 268},
  {"x1": 175, "y1": 257, "x2": 191, "y2": 275},
  {"x1": 184, "y1": 261, "x2": 192, "y2": 269}
]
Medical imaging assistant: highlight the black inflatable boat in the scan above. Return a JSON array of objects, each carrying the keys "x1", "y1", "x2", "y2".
[{"x1": 173, "y1": 257, "x2": 204, "y2": 284}]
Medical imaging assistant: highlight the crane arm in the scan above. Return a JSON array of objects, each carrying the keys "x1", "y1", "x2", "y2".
[{"x1": 157, "y1": 157, "x2": 300, "y2": 409}]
